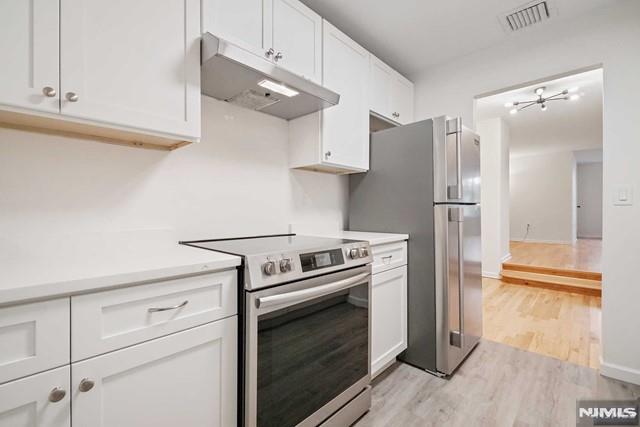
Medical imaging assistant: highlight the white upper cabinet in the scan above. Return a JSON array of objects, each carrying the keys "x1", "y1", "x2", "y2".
[
  {"x1": 202, "y1": 0, "x2": 266, "y2": 57},
  {"x1": 263, "y1": 0, "x2": 322, "y2": 83},
  {"x1": 369, "y1": 55, "x2": 414, "y2": 125},
  {"x1": 0, "y1": 0, "x2": 59, "y2": 113},
  {"x1": 0, "y1": 0, "x2": 200, "y2": 148},
  {"x1": 59, "y1": 0, "x2": 201, "y2": 140},
  {"x1": 289, "y1": 20, "x2": 369, "y2": 174}
]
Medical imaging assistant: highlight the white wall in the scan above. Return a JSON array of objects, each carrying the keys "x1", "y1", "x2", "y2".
[
  {"x1": 510, "y1": 152, "x2": 576, "y2": 244},
  {"x1": 413, "y1": 1, "x2": 640, "y2": 384},
  {"x1": 477, "y1": 117, "x2": 510, "y2": 278},
  {"x1": 577, "y1": 162, "x2": 604, "y2": 239},
  {"x1": 0, "y1": 97, "x2": 349, "y2": 241}
]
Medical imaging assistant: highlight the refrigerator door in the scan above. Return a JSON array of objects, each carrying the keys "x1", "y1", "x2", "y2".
[
  {"x1": 433, "y1": 117, "x2": 481, "y2": 204},
  {"x1": 434, "y1": 204, "x2": 482, "y2": 375}
]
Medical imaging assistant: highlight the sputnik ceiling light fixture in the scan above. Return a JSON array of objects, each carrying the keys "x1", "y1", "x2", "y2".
[{"x1": 505, "y1": 86, "x2": 580, "y2": 114}]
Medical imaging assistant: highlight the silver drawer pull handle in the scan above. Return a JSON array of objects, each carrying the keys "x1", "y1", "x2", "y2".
[
  {"x1": 381, "y1": 255, "x2": 393, "y2": 261},
  {"x1": 48, "y1": 387, "x2": 66, "y2": 402},
  {"x1": 148, "y1": 300, "x2": 189, "y2": 313}
]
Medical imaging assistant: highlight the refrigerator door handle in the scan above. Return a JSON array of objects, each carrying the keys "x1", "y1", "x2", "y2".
[
  {"x1": 448, "y1": 206, "x2": 464, "y2": 349},
  {"x1": 446, "y1": 118, "x2": 463, "y2": 200}
]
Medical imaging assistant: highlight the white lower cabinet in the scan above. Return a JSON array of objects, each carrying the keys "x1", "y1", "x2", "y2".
[
  {"x1": 0, "y1": 366, "x2": 70, "y2": 427},
  {"x1": 371, "y1": 248, "x2": 408, "y2": 377},
  {"x1": 71, "y1": 317, "x2": 237, "y2": 427}
]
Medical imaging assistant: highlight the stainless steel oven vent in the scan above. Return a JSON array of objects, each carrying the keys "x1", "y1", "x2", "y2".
[{"x1": 502, "y1": 1, "x2": 551, "y2": 32}]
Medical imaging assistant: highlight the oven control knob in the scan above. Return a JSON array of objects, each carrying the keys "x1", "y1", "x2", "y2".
[
  {"x1": 349, "y1": 248, "x2": 359, "y2": 259},
  {"x1": 279, "y1": 258, "x2": 292, "y2": 273},
  {"x1": 263, "y1": 261, "x2": 276, "y2": 276},
  {"x1": 359, "y1": 247, "x2": 368, "y2": 257}
]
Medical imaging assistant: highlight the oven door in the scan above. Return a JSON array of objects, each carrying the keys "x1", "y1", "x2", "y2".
[{"x1": 245, "y1": 265, "x2": 371, "y2": 427}]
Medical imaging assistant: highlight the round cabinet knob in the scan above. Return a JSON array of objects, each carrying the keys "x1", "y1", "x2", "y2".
[
  {"x1": 66, "y1": 92, "x2": 79, "y2": 102},
  {"x1": 48, "y1": 387, "x2": 66, "y2": 403},
  {"x1": 263, "y1": 261, "x2": 276, "y2": 276},
  {"x1": 325, "y1": 151, "x2": 332, "y2": 159},
  {"x1": 78, "y1": 378, "x2": 95, "y2": 392},
  {"x1": 265, "y1": 48, "x2": 275, "y2": 58},
  {"x1": 349, "y1": 248, "x2": 359, "y2": 259},
  {"x1": 42, "y1": 86, "x2": 57, "y2": 97},
  {"x1": 279, "y1": 258, "x2": 292, "y2": 273},
  {"x1": 274, "y1": 52, "x2": 283, "y2": 61}
]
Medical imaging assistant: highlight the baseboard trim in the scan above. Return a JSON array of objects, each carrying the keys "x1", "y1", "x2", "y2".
[
  {"x1": 512, "y1": 239, "x2": 575, "y2": 245},
  {"x1": 482, "y1": 271, "x2": 501, "y2": 279},
  {"x1": 500, "y1": 253, "x2": 512, "y2": 263},
  {"x1": 600, "y1": 361, "x2": 640, "y2": 386}
]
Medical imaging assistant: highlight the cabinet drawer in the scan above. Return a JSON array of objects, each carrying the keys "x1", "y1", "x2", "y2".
[
  {"x1": 0, "y1": 299, "x2": 69, "y2": 384},
  {"x1": 371, "y1": 241, "x2": 407, "y2": 274},
  {"x1": 71, "y1": 269, "x2": 237, "y2": 361}
]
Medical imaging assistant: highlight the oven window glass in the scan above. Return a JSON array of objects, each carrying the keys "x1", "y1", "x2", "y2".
[{"x1": 257, "y1": 282, "x2": 369, "y2": 427}]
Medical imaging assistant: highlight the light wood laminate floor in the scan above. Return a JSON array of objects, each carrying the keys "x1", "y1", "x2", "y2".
[
  {"x1": 509, "y1": 239, "x2": 602, "y2": 273},
  {"x1": 355, "y1": 340, "x2": 639, "y2": 427},
  {"x1": 483, "y1": 278, "x2": 601, "y2": 369}
]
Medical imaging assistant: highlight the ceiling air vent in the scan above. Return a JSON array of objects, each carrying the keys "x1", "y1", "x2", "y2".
[{"x1": 503, "y1": 1, "x2": 551, "y2": 32}]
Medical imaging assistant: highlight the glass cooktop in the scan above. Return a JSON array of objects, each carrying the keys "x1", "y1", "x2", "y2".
[{"x1": 180, "y1": 234, "x2": 359, "y2": 257}]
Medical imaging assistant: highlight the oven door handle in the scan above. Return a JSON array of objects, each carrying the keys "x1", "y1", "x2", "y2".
[{"x1": 256, "y1": 272, "x2": 369, "y2": 309}]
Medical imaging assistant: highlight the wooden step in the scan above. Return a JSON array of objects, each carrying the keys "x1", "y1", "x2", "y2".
[
  {"x1": 501, "y1": 269, "x2": 601, "y2": 296},
  {"x1": 502, "y1": 262, "x2": 601, "y2": 281}
]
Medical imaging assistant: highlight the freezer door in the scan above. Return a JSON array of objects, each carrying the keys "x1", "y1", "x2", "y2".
[
  {"x1": 434, "y1": 204, "x2": 482, "y2": 375},
  {"x1": 433, "y1": 117, "x2": 481, "y2": 204}
]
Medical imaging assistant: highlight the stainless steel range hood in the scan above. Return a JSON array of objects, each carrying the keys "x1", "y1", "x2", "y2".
[{"x1": 201, "y1": 33, "x2": 340, "y2": 120}]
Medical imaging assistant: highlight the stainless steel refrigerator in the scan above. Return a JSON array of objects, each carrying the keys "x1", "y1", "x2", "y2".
[{"x1": 349, "y1": 116, "x2": 482, "y2": 376}]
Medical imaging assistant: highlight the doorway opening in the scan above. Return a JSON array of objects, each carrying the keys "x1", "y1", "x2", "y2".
[{"x1": 474, "y1": 67, "x2": 603, "y2": 369}]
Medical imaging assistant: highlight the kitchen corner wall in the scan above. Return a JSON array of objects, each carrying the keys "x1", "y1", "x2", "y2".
[
  {"x1": 412, "y1": 0, "x2": 640, "y2": 384},
  {"x1": 0, "y1": 97, "x2": 348, "y2": 242}
]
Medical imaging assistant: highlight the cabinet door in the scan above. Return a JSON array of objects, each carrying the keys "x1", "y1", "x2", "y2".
[
  {"x1": 59, "y1": 0, "x2": 200, "y2": 139},
  {"x1": 392, "y1": 74, "x2": 414, "y2": 125},
  {"x1": 202, "y1": 0, "x2": 266, "y2": 57},
  {"x1": 369, "y1": 55, "x2": 393, "y2": 119},
  {"x1": 0, "y1": 0, "x2": 59, "y2": 113},
  {"x1": 371, "y1": 266, "x2": 407, "y2": 377},
  {"x1": 72, "y1": 318, "x2": 237, "y2": 427},
  {"x1": 0, "y1": 366, "x2": 70, "y2": 427},
  {"x1": 321, "y1": 21, "x2": 369, "y2": 171},
  {"x1": 264, "y1": 0, "x2": 322, "y2": 83}
]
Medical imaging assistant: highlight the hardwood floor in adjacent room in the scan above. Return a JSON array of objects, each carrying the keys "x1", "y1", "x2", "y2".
[
  {"x1": 355, "y1": 340, "x2": 639, "y2": 427},
  {"x1": 482, "y1": 277, "x2": 601, "y2": 369},
  {"x1": 508, "y1": 239, "x2": 602, "y2": 273}
]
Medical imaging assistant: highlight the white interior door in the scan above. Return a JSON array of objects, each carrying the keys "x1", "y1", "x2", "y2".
[
  {"x1": 59, "y1": 0, "x2": 201, "y2": 138},
  {"x1": 71, "y1": 319, "x2": 237, "y2": 427},
  {"x1": 264, "y1": 0, "x2": 322, "y2": 83},
  {"x1": 0, "y1": 366, "x2": 70, "y2": 427},
  {"x1": 577, "y1": 162, "x2": 603, "y2": 239},
  {"x1": 321, "y1": 21, "x2": 369, "y2": 171},
  {"x1": 0, "y1": 0, "x2": 59, "y2": 113}
]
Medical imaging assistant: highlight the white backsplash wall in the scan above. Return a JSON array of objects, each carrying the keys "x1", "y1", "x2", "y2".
[{"x1": 0, "y1": 97, "x2": 348, "y2": 241}]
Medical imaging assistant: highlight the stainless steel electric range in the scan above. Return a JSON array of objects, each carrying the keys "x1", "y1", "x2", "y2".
[{"x1": 181, "y1": 234, "x2": 373, "y2": 427}]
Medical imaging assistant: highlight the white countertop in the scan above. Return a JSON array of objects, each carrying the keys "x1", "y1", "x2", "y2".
[
  {"x1": 0, "y1": 231, "x2": 240, "y2": 307},
  {"x1": 310, "y1": 230, "x2": 408, "y2": 246}
]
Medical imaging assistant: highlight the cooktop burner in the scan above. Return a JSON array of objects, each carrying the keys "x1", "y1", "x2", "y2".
[{"x1": 181, "y1": 234, "x2": 372, "y2": 290}]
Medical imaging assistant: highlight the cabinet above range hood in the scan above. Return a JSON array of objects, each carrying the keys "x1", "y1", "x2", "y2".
[{"x1": 201, "y1": 33, "x2": 340, "y2": 120}]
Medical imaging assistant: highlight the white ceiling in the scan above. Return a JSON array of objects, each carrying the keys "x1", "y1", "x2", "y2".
[
  {"x1": 476, "y1": 68, "x2": 603, "y2": 157},
  {"x1": 299, "y1": 0, "x2": 611, "y2": 77}
]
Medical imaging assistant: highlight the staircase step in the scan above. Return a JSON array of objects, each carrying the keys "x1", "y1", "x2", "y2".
[
  {"x1": 501, "y1": 269, "x2": 601, "y2": 296},
  {"x1": 502, "y1": 262, "x2": 601, "y2": 281}
]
